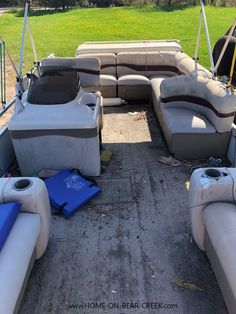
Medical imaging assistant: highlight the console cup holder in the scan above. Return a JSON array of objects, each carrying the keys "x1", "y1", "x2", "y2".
[
  {"x1": 204, "y1": 168, "x2": 222, "y2": 179},
  {"x1": 14, "y1": 179, "x2": 32, "y2": 191}
]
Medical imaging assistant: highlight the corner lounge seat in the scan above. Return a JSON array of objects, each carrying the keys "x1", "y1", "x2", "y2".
[
  {"x1": 189, "y1": 168, "x2": 236, "y2": 314},
  {"x1": 157, "y1": 74, "x2": 236, "y2": 159}
]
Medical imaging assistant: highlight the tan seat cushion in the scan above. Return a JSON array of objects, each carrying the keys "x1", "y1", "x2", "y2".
[
  {"x1": 76, "y1": 53, "x2": 116, "y2": 76},
  {"x1": 118, "y1": 75, "x2": 150, "y2": 86},
  {"x1": 41, "y1": 57, "x2": 100, "y2": 93},
  {"x1": 162, "y1": 107, "x2": 216, "y2": 134},
  {"x1": 100, "y1": 74, "x2": 117, "y2": 86},
  {"x1": 203, "y1": 202, "x2": 236, "y2": 314}
]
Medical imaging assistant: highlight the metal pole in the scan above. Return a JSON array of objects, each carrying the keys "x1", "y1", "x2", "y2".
[
  {"x1": 200, "y1": 0, "x2": 215, "y2": 77},
  {"x1": 214, "y1": 19, "x2": 236, "y2": 74},
  {"x1": 3, "y1": 41, "x2": 6, "y2": 106},
  {"x1": 27, "y1": 18, "x2": 38, "y2": 65},
  {"x1": 0, "y1": 42, "x2": 3, "y2": 107},
  {"x1": 194, "y1": 12, "x2": 203, "y2": 74},
  {"x1": 228, "y1": 45, "x2": 236, "y2": 88},
  {"x1": 18, "y1": 1, "x2": 30, "y2": 78}
]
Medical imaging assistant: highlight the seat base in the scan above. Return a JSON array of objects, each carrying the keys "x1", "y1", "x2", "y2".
[{"x1": 166, "y1": 132, "x2": 230, "y2": 160}]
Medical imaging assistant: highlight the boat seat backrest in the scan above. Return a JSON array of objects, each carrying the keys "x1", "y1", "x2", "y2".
[
  {"x1": 116, "y1": 51, "x2": 211, "y2": 79},
  {"x1": 160, "y1": 74, "x2": 236, "y2": 133},
  {"x1": 41, "y1": 57, "x2": 101, "y2": 92},
  {"x1": 76, "y1": 53, "x2": 116, "y2": 76},
  {"x1": 117, "y1": 52, "x2": 149, "y2": 77}
]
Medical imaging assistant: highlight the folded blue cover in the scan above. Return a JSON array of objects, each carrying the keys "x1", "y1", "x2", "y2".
[
  {"x1": 0, "y1": 202, "x2": 21, "y2": 251},
  {"x1": 45, "y1": 169, "x2": 101, "y2": 218}
]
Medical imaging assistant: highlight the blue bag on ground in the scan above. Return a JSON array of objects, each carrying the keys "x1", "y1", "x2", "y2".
[
  {"x1": 45, "y1": 169, "x2": 101, "y2": 218},
  {"x1": 0, "y1": 202, "x2": 21, "y2": 251}
]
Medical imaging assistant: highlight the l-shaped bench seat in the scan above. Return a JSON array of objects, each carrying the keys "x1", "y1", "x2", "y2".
[
  {"x1": 75, "y1": 41, "x2": 236, "y2": 160},
  {"x1": 76, "y1": 42, "x2": 210, "y2": 100}
]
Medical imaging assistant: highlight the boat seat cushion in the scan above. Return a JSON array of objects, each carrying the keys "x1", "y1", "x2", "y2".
[
  {"x1": 100, "y1": 74, "x2": 117, "y2": 98},
  {"x1": 117, "y1": 52, "x2": 149, "y2": 77},
  {"x1": 76, "y1": 41, "x2": 182, "y2": 55},
  {"x1": 203, "y1": 202, "x2": 236, "y2": 314},
  {"x1": 160, "y1": 75, "x2": 236, "y2": 133},
  {"x1": 162, "y1": 107, "x2": 216, "y2": 135},
  {"x1": 118, "y1": 75, "x2": 150, "y2": 100},
  {"x1": 118, "y1": 74, "x2": 150, "y2": 86},
  {"x1": 100, "y1": 74, "x2": 117, "y2": 86},
  {"x1": 76, "y1": 53, "x2": 116, "y2": 76},
  {"x1": 27, "y1": 71, "x2": 80, "y2": 105},
  {"x1": 0, "y1": 203, "x2": 21, "y2": 251},
  {"x1": 161, "y1": 107, "x2": 231, "y2": 159},
  {"x1": 41, "y1": 57, "x2": 101, "y2": 92},
  {"x1": 0, "y1": 212, "x2": 40, "y2": 314},
  {"x1": 151, "y1": 76, "x2": 168, "y2": 123}
]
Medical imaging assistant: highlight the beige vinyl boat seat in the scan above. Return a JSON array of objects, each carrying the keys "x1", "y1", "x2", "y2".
[
  {"x1": 157, "y1": 75, "x2": 236, "y2": 159},
  {"x1": 0, "y1": 177, "x2": 51, "y2": 314},
  {"x1": 189, "y1": 167, "x2": 236, "y2": 314},
  {"x1": 76, "y1": 53, "x2": 117, "y2": 98},
  {"x1": 76, "y1": 46, "x2": 210, "y2": 101},
  {"x1": 76, "y1": 40, "x2": 182, "y2": 54},
  {"x1": 41, "y1": 57, "x2": 101, "y2": 93}
]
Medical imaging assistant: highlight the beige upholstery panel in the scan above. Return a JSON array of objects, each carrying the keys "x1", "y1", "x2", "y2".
[
  {"x1": 118, "y1": 74, "x2": 150, "y2": 100},
  {"x1": 118, "y1": 74, "x2": 150, "y2": 86},
  {"x1": 203, "y1": 202, "x2": 236, "y2": 314},
  {"x1": 100, "y1": 74, "x2": 117, "y2": 86},
  {"x1": 176, "y1": 52, "x2": 211, "y2": 77},
  {"x1": 164, "y1": 132, "x2": 230, "y2": 159},
  {"x1": 160, "y1": 75, "x2": 236, "y2": 133},
  {"x1": 147, "y1": 51, "x2": 182, "y2": 77},
  {"x1": 76, "y1": 40, "x2": 182, "y2": 54},
  {"x1": 117, "y1": 53, "x2": 149, "y2": 77},
  {"x1": 41, "y1": 57, "x2": 100, "y2": 92},
  {"x1": 76, "y1": 53, "x2": 116, "y2": 75},
  {"x1": 160, "y1": 107, "x2": 231, "y2": 159},
  {"x1": 151, "y1": 77, "x2": 167, "y2": 123},
  {"x1": 162, "y1": 107, "x2": 216, "y2": 135},
  {"x1": 100, "y1": 74, "x2": 117, "y2": 98}
]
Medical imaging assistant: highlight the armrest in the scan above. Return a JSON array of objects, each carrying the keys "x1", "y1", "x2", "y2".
[{"x1": 0, "y1": 177, "x2": 51, "y2": 259}]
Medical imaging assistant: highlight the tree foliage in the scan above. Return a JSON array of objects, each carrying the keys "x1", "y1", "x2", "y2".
[{"x1": 1, "y1": 0, "x2": 235, "y2": 8}]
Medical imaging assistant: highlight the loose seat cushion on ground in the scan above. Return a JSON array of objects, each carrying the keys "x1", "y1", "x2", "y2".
[{"x1": 157, "y1": 75, "x2": 236, "y2": 159}]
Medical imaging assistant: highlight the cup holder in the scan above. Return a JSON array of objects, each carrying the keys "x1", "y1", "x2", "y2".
[
  {"x1": 13, "y1": 179, "x2": 32, "y2": 191},
  {"x1": 204, "y1": 169, "x2": 222, "y2": 179}
]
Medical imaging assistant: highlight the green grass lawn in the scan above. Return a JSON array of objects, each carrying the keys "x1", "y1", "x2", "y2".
[{"x1": 0, "y1": 5, "x2": 235, "y2": 72}]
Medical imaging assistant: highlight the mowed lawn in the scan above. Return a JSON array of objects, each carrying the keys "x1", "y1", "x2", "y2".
[{"x1": 0, "y1": 5, "x2": 235, "y2": 72}]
